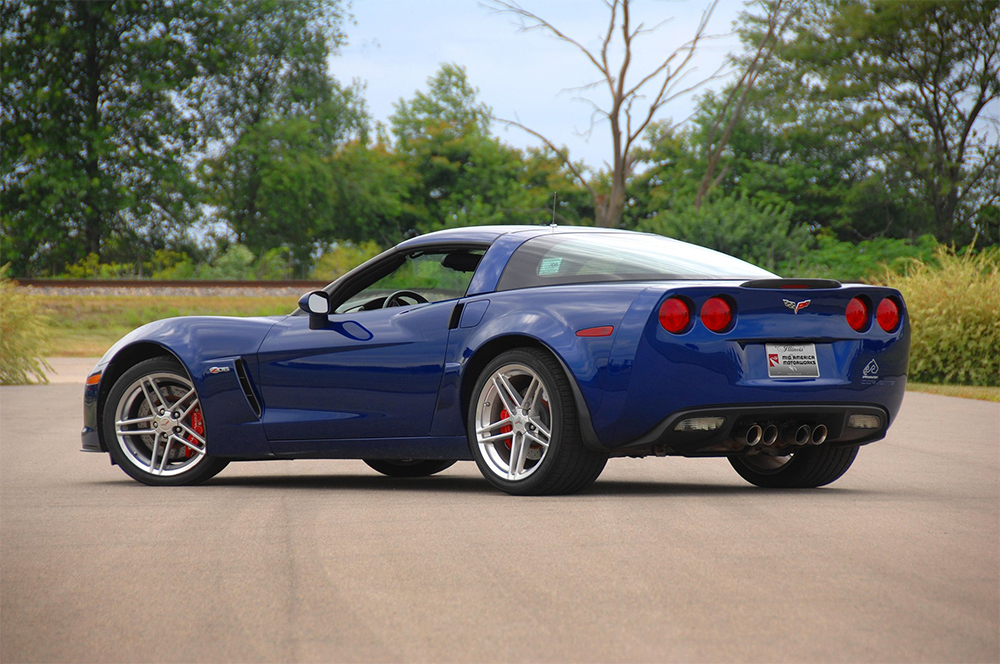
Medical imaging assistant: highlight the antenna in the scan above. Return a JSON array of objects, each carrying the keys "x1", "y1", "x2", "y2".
[{"x1": 550, "y1": 192, "x2": 558, "y2": 229}]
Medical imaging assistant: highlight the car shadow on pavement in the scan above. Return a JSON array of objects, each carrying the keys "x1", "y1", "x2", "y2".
[{"x1": 89, "y1": 474, "x2": 879, "y2": 497}]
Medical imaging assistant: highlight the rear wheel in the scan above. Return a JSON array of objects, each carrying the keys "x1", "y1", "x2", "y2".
[
  {"x1": 363, "y1": 459, "x2": 456, "y2": 477},
  {"x1": 104, "y1": 358, "x2": 228, "y2": 486},
  {"x1": 728, "y1": 445, "x2": 859, "y2": 488},
  {"x1": 468, "y1": 348, "x2": 607, "y2": 495}
]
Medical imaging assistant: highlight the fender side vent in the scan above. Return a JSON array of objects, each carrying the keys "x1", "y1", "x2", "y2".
[{"x1": 234, "y1": 359, "x2": 262, "y2": 418}]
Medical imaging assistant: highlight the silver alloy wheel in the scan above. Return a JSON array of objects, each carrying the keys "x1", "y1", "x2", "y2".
[
  {"x1": 113, "y1": 371, "x2": 207, "y2": 477},
  {"x1": 474, "y1": 363, "x2": 552, "y2": 481}
]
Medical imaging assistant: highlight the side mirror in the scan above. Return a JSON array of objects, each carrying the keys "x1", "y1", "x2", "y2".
[{"x1": 298, "y1": 290, "x2": 331, "y2": 329}]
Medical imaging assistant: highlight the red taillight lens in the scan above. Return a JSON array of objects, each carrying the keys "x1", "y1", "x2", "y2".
[
  {"x1": 846, "y1": 297, "x2": 868, "y2": 332},
  {"x1": 876, "y1": 297, "x2": 900, "y2": 332},
  {"x1": 659, "y1": 297, "x2": 691, "y2": 334},
  {"x1": 700, "y1": 296, "x2": 733, "y2": 333}
]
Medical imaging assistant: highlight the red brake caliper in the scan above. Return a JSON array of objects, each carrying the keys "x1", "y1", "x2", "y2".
[
  {"x1": 500, "y1": 408, "x2": 513, "y2": 449},
  {"x1": 185, "y1": 408, "x2": 204, "y2": 458}
]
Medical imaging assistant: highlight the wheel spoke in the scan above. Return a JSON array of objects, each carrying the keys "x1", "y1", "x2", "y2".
[
  {"x1": 508, "y1": 433, "x2": 528, "y2": 479},
  {"x1": 491, "y1": 377, "x2": 517, "y2": 413},
  {"x1": 139, "y1": 381, "x2": 158, "y2": 412},
  {"x1": 479, "y1": 430, "x2": 514, "y2": 444},
  {"x1": 145, "y1": 378, "x2": 168, "y2": 411},
  {"x1": 525, "y1": 431, "x2": 549, "y2": 448},
  {"x1": 116, "y1": 415, "x2": 154, "y2": 427},
  {"x1": 148, "y1": 436, "x2": 160, "y2": 473},
  {"x1": 116, "y1": 427, "x2": 157, "y2": 437},
  {"x1": 157, "y1": 438, "x2": 172, "y2": 474},
  {"x1": 170, "y1": 435, "x2": 205, "y2": 457},
  {"x1": 528, "y1": 418, "x2": 550, "y2": 442},
  {"x1": 495, "y1": 373, "x2": 523, "y2": 410},
  {"x1": 179, "y1": 423, "x2": 205, "y2": 445},
  {"x1": 523, "y1": 377, "x2": 541, "y2": 413},
  {"x1": 477, "y1": 418, "x2": 512, "y2": 435}
]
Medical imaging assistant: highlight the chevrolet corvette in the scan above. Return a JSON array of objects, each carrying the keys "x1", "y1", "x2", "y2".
[{"x1": 82, "y1": 225, "x2": 909, "y2": 495}]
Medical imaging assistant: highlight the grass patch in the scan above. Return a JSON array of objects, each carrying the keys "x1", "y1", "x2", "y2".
[
  {"x1": 41, "y1": 295, "x2": 293, "y2": 356},
  {"x1": 906, "y1": 382, "x2": 999, "y2": 402}
]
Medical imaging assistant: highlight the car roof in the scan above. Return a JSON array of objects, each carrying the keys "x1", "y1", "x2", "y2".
[{"x1": 395, "y1": 225, "x2": 635, "y2": 251}]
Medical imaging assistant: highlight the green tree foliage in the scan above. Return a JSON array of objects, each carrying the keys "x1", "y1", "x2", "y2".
[
  {"x1": 1, "y1": 0, "x2": 208, "y2": 276},
  {"x1": 196, "y1": 0, "x2": 366, "y2": 274},
  {"x1": 389, "y1": 64, "x2": 584, "y2": 236},
  {"x1": 717, "y1": 0, "x2": 1000, "y2": 244}
]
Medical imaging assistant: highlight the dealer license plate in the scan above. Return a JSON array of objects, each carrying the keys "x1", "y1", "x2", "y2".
[{"x1": 766, "y1": 343, "x2": 820, "y2": 378}]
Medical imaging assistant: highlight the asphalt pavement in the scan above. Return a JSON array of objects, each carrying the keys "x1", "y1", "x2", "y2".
[{"x1": 1, "y1": 374, "x2": 997, "y2": 663}]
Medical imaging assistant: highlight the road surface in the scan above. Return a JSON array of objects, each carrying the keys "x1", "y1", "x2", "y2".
[{"x1": 1, "y1": 375, "x2": 997, "y2": 663}]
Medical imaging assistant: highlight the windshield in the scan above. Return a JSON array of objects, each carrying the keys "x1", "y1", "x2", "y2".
[{"x1": 497, "y1": 232, "x2": 776, "y2": 291}]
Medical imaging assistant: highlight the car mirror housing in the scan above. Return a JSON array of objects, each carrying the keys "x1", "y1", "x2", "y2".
[{"x1": 298, "y1": 290, "x2": 331, "y2": 329}]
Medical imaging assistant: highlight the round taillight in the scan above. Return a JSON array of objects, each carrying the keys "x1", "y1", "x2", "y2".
[
  {"x1": 846, "y1": 297, "x2": 868, "y2": 332},
  {"x1": 659, "y1": 297, "x2": 691, "y2": 334},
  {"x1": 701, "y1": 296, "x2": 733, "y2": 333},
  {"x1": 876, "y1": 297, "x2": 900, "y2": 332}
]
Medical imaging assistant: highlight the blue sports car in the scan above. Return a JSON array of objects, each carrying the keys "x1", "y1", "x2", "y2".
[{"x1": 82, "y1": 225, "x2": 909, "y2": 495}]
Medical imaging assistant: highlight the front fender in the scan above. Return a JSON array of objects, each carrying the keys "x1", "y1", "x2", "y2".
[{"x1": 93, "y1": 316, "x2": 283, "y2": 459}]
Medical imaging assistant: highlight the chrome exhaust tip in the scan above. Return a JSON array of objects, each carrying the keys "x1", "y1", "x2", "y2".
[
  {"x1": 811, "y1": 424, "x2": 828, "y2": 445},
  {"x1": 762, "y1": 424, "x2": 778, "y2": 446},
  {"x1": 741, "y1": 424, "x2": 763, "y2": 447},
  {"x1": 794, "y1": 424, "x2": 812, "y2": 446}
]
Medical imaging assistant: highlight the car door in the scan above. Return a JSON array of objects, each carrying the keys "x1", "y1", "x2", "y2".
[{"x1": 255, "y1": 246, "x2": 483, "y2": 452}]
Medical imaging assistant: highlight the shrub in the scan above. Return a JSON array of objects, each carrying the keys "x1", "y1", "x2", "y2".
[
  {"x1": 0, "y1": 266, "x2": 52, "y2": 384},
  {"x1": 794, "y1": 233, "x2": 940, "y2": 282},
  {"x1": 639, "y1": 195, "x2": 811, "y2": 272},
  {"x1": 877, "y1": 247, "x2": 1000, "y2": 386}
]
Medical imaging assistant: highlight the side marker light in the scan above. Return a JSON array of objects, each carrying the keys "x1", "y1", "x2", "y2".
[{"x1": 576, "y1": 326, "x2": 614, "y2": 337}]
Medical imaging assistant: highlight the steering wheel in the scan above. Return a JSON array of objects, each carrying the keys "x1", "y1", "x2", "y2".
[{"x1": 382, "y1": 290, "x2": 429, "y2": 308}]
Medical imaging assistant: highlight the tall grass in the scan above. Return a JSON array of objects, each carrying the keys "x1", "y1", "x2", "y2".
[
  {"x1": 0, "y1": 267, "x2": 52, "y2": 384},
  {"x1": 878, "y1": 247, "x2": 1000, "y2": 386}
]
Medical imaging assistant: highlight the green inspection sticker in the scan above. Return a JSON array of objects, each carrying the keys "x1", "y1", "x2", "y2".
[{"x1": 538, "y1": 257, "x2": 563, "y2": 276}]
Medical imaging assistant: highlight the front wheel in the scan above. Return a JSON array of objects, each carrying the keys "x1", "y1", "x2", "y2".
[
  {"x1": 728, "y1": 444, "x2": 859, "y2": 489},
  {"x1": 468, "y1": 348, "x2": 607, "y2": 495},
  {"x1": 104, "y1": 358, "x2": 228, "y2": 486},
  {"x1": 363, "y1": 459, "x2": 456, "y2": 477}
]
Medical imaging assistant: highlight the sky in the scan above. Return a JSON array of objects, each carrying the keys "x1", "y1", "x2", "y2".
[{"x1": 331, "y1": 0, "x2": 748, "y2": 169}]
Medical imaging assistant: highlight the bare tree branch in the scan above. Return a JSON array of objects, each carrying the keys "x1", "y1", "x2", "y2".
[{"x1": 487, "y1": 0, "x2": 725, "y2": 226}]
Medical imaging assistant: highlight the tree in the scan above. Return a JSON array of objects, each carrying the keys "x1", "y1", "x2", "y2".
[
  {"x1": 742, "y1": 0, "x2": 1000, "y2": 244},
  {"x1": 389, "y1": 64, "x2": 571, "y2": 235},
  {"x1": 489, "y1": 0, "x2": 723, "y2": 228},
  {"x1": 195, "y1": 0, "x2": 366, "y2": 273},
  {"x1": 693, "y1": 0, "x2": 804, "y2": 209},
  {"x1": 1, "y1": 0, "x2": 208, "y2": 276}
]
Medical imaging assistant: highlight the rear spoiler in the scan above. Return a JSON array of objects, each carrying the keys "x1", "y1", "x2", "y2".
[{"x1": 740, "y1": 278, "x2": 842, "y2": 289}]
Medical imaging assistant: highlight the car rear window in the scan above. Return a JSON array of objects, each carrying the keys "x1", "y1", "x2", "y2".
[{"x1": 496, "y1": 233, "x2": 775, "y2": 291}]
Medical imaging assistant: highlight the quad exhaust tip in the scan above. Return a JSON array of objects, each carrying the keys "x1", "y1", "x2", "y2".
[
  {"x1": 811, "y1": 424, "x2": 828, "y2": 445},
  {"x1": 794, "y1": 424, "x2": 812, "y2": 446},
  {"x1": 762, "y1": 424, "x2": 778, "y2": 446},
  {"x1": 742, "y1": 424, "x2": 763, "y2": 446}
]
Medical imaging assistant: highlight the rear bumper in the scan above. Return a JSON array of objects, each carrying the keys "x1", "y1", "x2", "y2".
[{"x1": 611, "y1": 402, "x2": 889, "y2": 457}]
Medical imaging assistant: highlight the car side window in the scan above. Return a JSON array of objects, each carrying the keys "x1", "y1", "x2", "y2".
[{"x1": 335, "y1": 249, "x2": 484, "y2": 313}]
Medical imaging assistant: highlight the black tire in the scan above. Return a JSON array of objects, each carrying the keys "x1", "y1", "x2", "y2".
[
  {"x1": 467, "y1": 347, "x2": 607, "y2": 495},
  {"x1": 103, "y1": 357, "x2": 228, "y2": 486},
  {"x1": 728, "y1": 444, "x2": 860, "y2": 489},
  {"x1": 363, "y1": 459, "x2": 457, "y2": 477}
]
